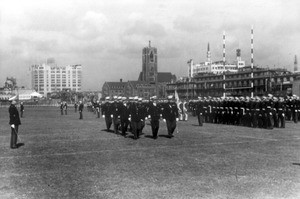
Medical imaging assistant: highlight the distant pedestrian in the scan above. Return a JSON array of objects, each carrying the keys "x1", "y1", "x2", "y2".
[
  {"x1": 60, "y1": 102, "x2": 64, "y2": 115},
  {"x1": 20, "y1": 102, "x2": 24, "y2": 118},
  {"x1": 9, "y1": 100, "x2": 21, "y2": 149},
  {"x1": 74, "y1": 102, "x2": 78, "y2": 113},
  {"x1": 79, "y1": 101, "x2": 84, "y2": 119},
  {"x1": 64, "y1": 102, "x2": 68, "y2": 115}
]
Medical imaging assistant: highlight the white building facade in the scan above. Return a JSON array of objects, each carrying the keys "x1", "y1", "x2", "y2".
[{"x1": 31, "y1": 64, "x2": 82, "y2": 97}]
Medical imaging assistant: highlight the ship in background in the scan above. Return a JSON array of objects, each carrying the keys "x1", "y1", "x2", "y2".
[{"x1": 167, "y1": 27, "x2": 300, "y2": 98}]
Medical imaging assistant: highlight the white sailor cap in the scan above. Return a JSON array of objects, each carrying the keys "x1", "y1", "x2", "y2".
[
  {"x1": 105, "y1": 96, "x2": 110, "y2": 100},
  {"x1": 117, "y1": 96, "x2": 122, "y2": 100},
  {"x1": 134, "y1": 96, "x2": 139, "y2": 100},
  {"x1": 167, "y1": 95, "x2": 173, "y2": 99}
]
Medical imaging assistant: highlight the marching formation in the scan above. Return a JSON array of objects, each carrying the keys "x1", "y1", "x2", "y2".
[{"x1": 100, "y1": 95, "x2": 179, "y2": 140}]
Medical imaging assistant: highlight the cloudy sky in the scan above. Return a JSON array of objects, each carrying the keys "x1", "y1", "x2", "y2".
[{"x1": 0, "y1": 0, "x2": 299, "y2": 90}]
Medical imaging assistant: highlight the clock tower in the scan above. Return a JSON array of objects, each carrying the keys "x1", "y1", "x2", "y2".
[{"x1": 142, "y1": 41, "x2": 157, "y2": 83}]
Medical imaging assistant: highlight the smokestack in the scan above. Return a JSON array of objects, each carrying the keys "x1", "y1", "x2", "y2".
[
  {"x1": 120, "y1": 79, "x2": 122, "y2": 82},
  {"x1": 236, "y1": 49, "x2": 241, "y2": 61},
  {"x1": 295, "y1": 55, "x2": 298, "y2": 72},
  {"x1": 251, "y1": 25, "x2": 254, "y2": 69},
  {"x1": 223, "y1": 31, "x2": 226, "y2": 66},
  {"x1": 207, "y1": 43, "x2": 211, "y2": 62},
  {"x1": 149, "y1": 40, "x2": 151, "y2": 47}
]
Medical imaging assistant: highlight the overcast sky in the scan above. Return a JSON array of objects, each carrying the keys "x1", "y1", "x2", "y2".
[{"x1": 0, "y1": 0, "x2": 299, "y2": 90}]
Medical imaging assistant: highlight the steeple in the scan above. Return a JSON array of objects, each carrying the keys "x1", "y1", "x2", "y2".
[{"x1": 294, "y1": 55, "x2": 298, "y2": 72}]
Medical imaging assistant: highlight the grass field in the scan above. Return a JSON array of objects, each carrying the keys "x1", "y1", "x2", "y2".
[{"x1": 0, "y1": 106, "x2": 300, "y2": 199}]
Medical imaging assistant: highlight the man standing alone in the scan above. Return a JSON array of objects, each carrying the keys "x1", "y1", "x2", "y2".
[
  {"x1": 79, "y1": 101, "x2": 84, "y2": 119},
  {"x1": 20, "y1": 102, "x2": 24, "y2": 118},
  {"x1": 9, "y1": 100, "x2": 21, "y2": 149}
]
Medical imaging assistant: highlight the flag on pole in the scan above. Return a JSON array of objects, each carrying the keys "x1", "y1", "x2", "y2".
[{"x1": 174, "y1": 89, "x2": 180, "y2": 104}]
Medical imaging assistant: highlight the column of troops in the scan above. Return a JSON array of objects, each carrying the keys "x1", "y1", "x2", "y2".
[
  {"x1": 188, "y1": 95, "x2": 300, "y2": 129},
  {"x1": 99, "y1": 95, "x2": 179, "y2": 140}
]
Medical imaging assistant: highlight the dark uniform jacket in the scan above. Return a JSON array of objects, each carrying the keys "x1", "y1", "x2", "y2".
[
  {"x1": 129, "y1": 103, "x2": 146, "y2": 122},
  {"x1": 101, "y1": 103, "x2": 112, "y2": 116},
  {"x1": 162, "y1": 102, "x2": 179, "y2": 121},
  {"x1": 148, "y1": 102, "x2": 162, "y2": 121},
  {"x1": 9, "y1": 104, "x2": 21, "y2": 125},
  {"x1": 79, "y1": 103, "x2": 84, "y2": 112}
]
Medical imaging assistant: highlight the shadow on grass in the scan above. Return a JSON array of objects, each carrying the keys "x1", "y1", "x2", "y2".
[
  {"x1": 16, "y1": 143, "x2": 25, "y2": 148},
  {"x1": 159, "y1": 134, "x2": 172, "y2": 139},
  {"x1": 144, "y1": 135, "x2": 155, "y2": 139},
  {"x1": 101, "y1": 129, "x2": 114, "y2": 133},
  {"x1": 192, "y1": 124, "x2": 202, "y2": 126},
  {"x1": 292, "y1": 163, "x2": 300, "y2": 166}
]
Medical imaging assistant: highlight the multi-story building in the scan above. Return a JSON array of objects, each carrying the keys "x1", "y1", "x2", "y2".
[
  {"x1": 187, "y1": 43, "x2": 246, "y2": 77},
  {"x1": 31, "y1": 60, "x2": 82, "y2": 97},
  {"x1": 167, "y1": 66, "x2": 300, "y2": 99}
]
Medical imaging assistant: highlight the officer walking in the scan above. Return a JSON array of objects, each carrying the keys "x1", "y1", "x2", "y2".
[
  {"x1": 101, "y1": 96, "x2": 113, "y2": 132},
  {"x1": 147, "y1": 96, "x2": 162, "y2": 139},
  {"x1": 162, "y1": 95, "x2": 179, "y2": 138},
  {"x1": 128, "y1": 96, "x2": 144, "y2": 140}
]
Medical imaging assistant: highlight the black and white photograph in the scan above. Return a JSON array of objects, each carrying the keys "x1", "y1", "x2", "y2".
[{"x1": 0, "y1": 0, "x2": 300, "y2": 198}]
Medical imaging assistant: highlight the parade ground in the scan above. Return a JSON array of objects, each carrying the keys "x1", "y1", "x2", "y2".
[{"x1": 0, "y1": 106, "x2": 300, "y2": 199}]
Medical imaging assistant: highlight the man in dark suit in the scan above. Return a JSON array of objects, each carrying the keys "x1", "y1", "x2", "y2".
[
  {"x1": 101, "y1": 96, "x2": 113, "y2": 131},
  {"x1": 9, "y1": 100, "x2": 21, "y2": 149},
  {"x1": 162, "y1": 95, "x2": 179, "y2": 138},
  {"x1": 60, "y1": 102, "x2": 64, "y2": 115},
  {"x1": 120, "y1": 97, "x2": 130, "y2": 137},
  {"x1": 195, "y1": 97, "x2": 204, "y2": 126},
  {"x1": 20, "y1": 102, "x2": 24, "y2": 118},
  {"x1": 74, "y1": 102, "x2": 78, "y2": 112},
  {"x1": 79, "y1": 101, "x2": 84, "y2": 119},
  {"x1": 147, "y1": 96, "x2": 162, "y2": 139},
  {"x1": 128, "y1": 96, "x2": 145, "y2": 140},
  {"x1": 111, "y1": 96, "x2": 122, "y2": 135},
  {"x1": 64, "y1": 102, "x2": 68, "y2": 115}
]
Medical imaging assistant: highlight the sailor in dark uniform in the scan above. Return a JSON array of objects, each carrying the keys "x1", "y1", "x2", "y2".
[
  {"x1": 147, "y1": 96, "x2": 162, "y2": 139},
  {"x1": 60, "y1": 102, "x2": 64, "y2": 115},
  {"x1": 120, "y1": 97, "x2": 130, "y2": 136},
  {"x1": 162, "y1": 95, "x2": 179, "y2": 138},
  {"x1": 9, "y1": 100, "x2": 21, "y2": 149},
  {"x1": 101, "y1": 96, "x2": 113, "y2": 132},
  {"x1": 195, "y1": 97, "x2": 204, "y2": 126},
  {"x1": 74, "y1": 102, "x2": 78, "y2": 113},
  {"x1": 64, "y1": 102, "x2": 68, "y2": 115},
  {"x1": 20, "y1": 102, "x2": 24, "y2": 118},
  {"x1": 128, "y1": 96, "x2": 144, "y2": 140},
  {"x1": 111, "y1": 96, "x2": 122, "y2": 135},
  {"x1": 78, "y1": 101, "x2": 84, "y2": 119}
]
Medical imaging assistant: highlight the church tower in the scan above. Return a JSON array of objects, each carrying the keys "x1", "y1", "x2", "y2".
[{"x1": 142, "y1": 41, "x2": 157, "y2": 83}]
